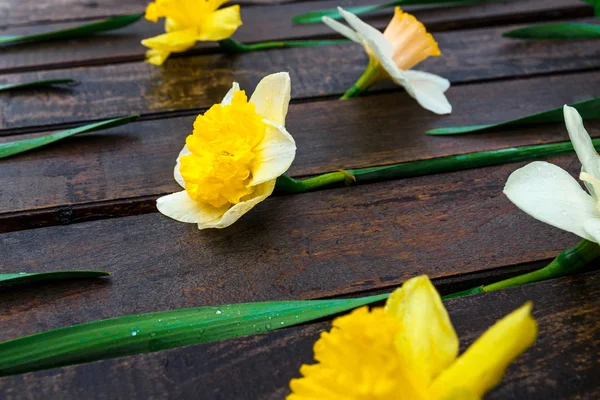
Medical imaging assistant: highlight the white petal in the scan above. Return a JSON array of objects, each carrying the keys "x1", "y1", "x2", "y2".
[
  {"x1": 174, "y1": 145, "x2": 191, "y2": 189},
  {"x1": 249, "y1": 72, "x2": 291, "y2": 125},
  {"x1": 338, "y1": 7, "x2": 393, "y2": 57},
  {"x1": 564, "y1": 105, "x2": 600, "y2": 180},
  {"x1": 404, "y1": 70, "x2": 452, "y2": 115},
  {"x1": 503, "y1": 161, "x2": 600, "y2": 241},
  {"x1": 583, "y1": 219, "x2": 600, "y2": 244},
  {"x1": 221, "y1": 82, "x2": 240, "y2": 105},
  {"x1": 403, "y1": 70, "x2": 451, "y2": 92},
  {"x1": 199, "y1": 180, "x2": 276, "y2": 229},
  {"x1": 249, "y1": 121, "x2": 296, "y2": 186},
  {"x1": 321, "y1": 16, "x2": 361, "y2": 43},
  {"x1": 156, "y1": 191, "x2": 228, "y2": 224}
]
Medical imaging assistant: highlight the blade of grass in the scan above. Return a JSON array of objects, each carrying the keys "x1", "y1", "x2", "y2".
[
  {"x1": 502, "y1": 23, "x2": 600, "y2": 39},
  {"x1": 426, "y1": 97, "x2": 600, "y2": 135},
  {"x1": 0, "y1": 271, "x2": 110, "y2": 285},
  {"x1": 292, "y1": 0, "x2": 503, "y2": 24},
  {"x1": 0, "y1": 79, "x2": 77, "y2": 92},
  {"x1": 0, "y1": 293, "x2": 388, "y2": 376},
  {"x1": 0, "y1": 114, "x2": 139, "y2": 160},
  {"x1": 0, "y1": 13, "x2": 143, "y2": 46}
]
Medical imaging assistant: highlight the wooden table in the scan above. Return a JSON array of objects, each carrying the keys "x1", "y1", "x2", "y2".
[{"x1": 0, "y1": 0, "x2": 599, "y2": 398}]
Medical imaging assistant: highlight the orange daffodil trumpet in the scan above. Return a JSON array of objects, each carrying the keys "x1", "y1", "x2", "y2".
[
  {"x1": 156, "y1": 72, "x2": 296, "y2": 229},
  {"x1": 323, "y1": 7, "x2": 451, "y2": 114},
  {"x1": 504, "y1": 106, "x2": 600, "y2": 242},
  {"x1": 288, "y1": 275, "x2": 537, "y2": 400},
  {"x1": 142, "y1": 0, "x2": 242, "y2": 65}
]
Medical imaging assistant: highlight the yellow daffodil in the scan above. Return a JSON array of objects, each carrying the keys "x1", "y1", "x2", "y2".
[
  {"x1": 504, "y1": 106, "x2": 600, "y2": 242},
  {"x1": 156, "y1": 72, "x2": 296, "y2": 229},
  {"x1": 288, "y1": 275, "x2": 537, "y2": 400},
  {"x1": 142, "y1": 0, "x2": 242, "y2": 65},
  {"x1": 324, "y1": 7, "x2": 451, "y2": 114}
]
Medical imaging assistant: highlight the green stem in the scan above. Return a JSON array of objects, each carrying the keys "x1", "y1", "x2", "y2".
[
  {"x1": 219, "y1": 38, "x2": 347, "y2": 53},
  {"x1": 276, "y1": 171, "x2": 355, "y2": 193},
  {"x1": 341, "y1": 56, "x2": 386, "y2": 100},
  {"x1": 483, "y1": 239, "x2": 600, "y2": 292}
]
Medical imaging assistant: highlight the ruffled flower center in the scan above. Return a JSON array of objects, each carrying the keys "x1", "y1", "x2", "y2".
[
  {"x1": 146, "y1": 0, "x2": 219, "y2": 28},
  {"x1": 180, "y1": 90, "x2": 266, "y2": 208},
  {"x1": 383, "y1": 7, "x2": 441, "y2": 71}
]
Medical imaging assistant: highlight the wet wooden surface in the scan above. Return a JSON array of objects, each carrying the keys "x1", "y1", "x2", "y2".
[{"x1": 1, "y1": 0, "x2": 599, "y2": 398}]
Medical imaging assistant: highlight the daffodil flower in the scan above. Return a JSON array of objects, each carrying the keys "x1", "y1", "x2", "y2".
[
  {"x1": 156, "y1": 72, "x2": 296, "y2": 229},
  {"x1": 504, "y1": 105, "x2": 600, "y2": 243},
  {"x1": 142, "y1": 0, "x2": 242, "y2": 65},
  {"x1": 323, "y1": 7, "x2": 451, "y2": 114},
  {"x1": 288, "y1": 275, "x2": 537, "y2": 400}
]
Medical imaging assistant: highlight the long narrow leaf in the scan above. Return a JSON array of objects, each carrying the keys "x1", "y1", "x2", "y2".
[
  {"x1": 292, "y1": 0, "x2": 502, "y2": 24},
  {"x1": 0, "y1": 79, "x2": 77, "y2": 92},
  {"x1": 426, "y1": 97, "x2": 600, "y2": 135},
  {"x1": 0, "y1": 115, "x2": 139, "y2": 160},
  {"x1": 0, "y1": 13, "x2": 143, "y2": 46},
  {"x1": 0, "y1": 294, "x2": 388, "y2": 376},
  {"x1": 0, "y1": 271, "x2": 110, "y2": 285},
  {"x1": 503, "y1": 23, "x2": 600, "y2": 39}
]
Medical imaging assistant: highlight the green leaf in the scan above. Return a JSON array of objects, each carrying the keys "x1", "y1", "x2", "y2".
[
  {"x1": 292, "y1": 0, "x2": 502, "y2": 24},
  {"x1": 502, "y1": 23, "x2": 600, "y2": 39},
  {"x1": 0, "y1": 271, "x2": 110, "y2": 285},
  {"x1": 0, "y1": 294, "x2": 388, "y2": 376},
  {"x1": 0, "y1": 79, "x2": 77, "y2": 92},
  {"x1": 0, "y1": 114, "x2": 139, "y2": 160},
  {"x1": 0, "y1": 13, "x2": 143, "y2": 46},
  {"x1": 426, "y1": 97, "x2": 600, "y2": 135}
]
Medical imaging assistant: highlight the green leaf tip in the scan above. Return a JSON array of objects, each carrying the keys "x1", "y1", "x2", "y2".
[
  {"x1": 0, "y1": 13, "x2": 143, "y2": 46},
  {"x1": 0, "y1": 293, "x2": 387, "y2": 376},
  {"x1": 0, "y1": 114, "x2": 139, "y2": 160},
  {"x1": 0, "y1": 79, "x2": 78, "y2": 92},
  {"x1": 426, "y1": 97, "x2": 600, "y2": 135},
  {"x1": 0, "y1": 271, "x2": 110, "y2": 285},
  {"x1": 502, "y1": 23, "x2": 600, "y2": 39}
]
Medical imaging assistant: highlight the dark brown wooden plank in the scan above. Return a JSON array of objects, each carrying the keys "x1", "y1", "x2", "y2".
[
  {"x1": 0, "y1": 71, "x2": 598, "y2": 232},
  {"x1": 0, "y1": 0, "x2": 591, "y2": 73},
  {"x1": 2, "y1": 19, "x2": 599, "y2": 133},
  {"x1": 0, "y1": 272, "x2": 597, "y2": 399},
  {"x1": 0, "y1": 156, "x2": 586, "y2": 341}
]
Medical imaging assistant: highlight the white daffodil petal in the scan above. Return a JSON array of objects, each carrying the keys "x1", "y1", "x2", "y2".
[
  {"x1": 564, "y1": 105, "x2": 600, "y2": 180},
  {"x1": 404, "y1": 71, "x2": 452, "y2": 115},
  {"x1": 157, "y1": 191, "x2": 228, "y2": 224},
  {"x1": 403, "y1": 70, "x2": 451, "y2": 92},
  {"x1": 338, "y1": 7, "x2": 393, "y2": 57},
  {"x1": 221, "y1": 82, "x2": 241, "y2": 105},
  {"x1": 503, "y1": 161, "x2": 599, "y2": 241},
  {"x1": 363, "y1": 34, "x2": 410, "y2": 91},
  {"x1": 249, "y1": 72, "x2": 291, "y2": 125},
  {"x1": 249, "y1": 121, "x2": 297, "y2": 186},
  {"x1": 199, "y1": 180, "x2": 276, "y2": 229},
  {"x1": 174, "y1": 144, "x2": 191, "y2": 189},
  {"x1": 584, "y1": 219, "x2": 600, "y2": 244},
  {"x1": 322, "y1": 16, "x2": 361, "y2": 43}
]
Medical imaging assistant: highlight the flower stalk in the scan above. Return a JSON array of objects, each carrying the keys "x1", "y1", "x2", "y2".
[
  {"x1": 219, "y1": 38, "x2": 348, "y2": 53},
  {"x1": 340, "y1": 57, "x2": 386, "y2": 99}
]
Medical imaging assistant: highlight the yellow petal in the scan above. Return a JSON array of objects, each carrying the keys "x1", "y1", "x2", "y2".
[
  {"x1": 384, "y1": 275, "x2": 459, "y2": 385},
  {"x1": 156, "y1": 191, "x2": 228, "y2": 224},
  {"x1": 145, "y1": 3, "x2": 160, "y2": 22},
  {"x1": 145, "y1": 49, "x2": 171, "y2": 66},
  {"x1": 199, "y1": 180, "x2": 276, "y2": 229},
  {"x1": 197, "y1": 5, "x2": 242, "y2": 41},
  {"x1": 249, "y1": 121, "x2": 296, "y2": 186},
  {"x1": 430, "y1": 302, "x2": 537, "y2": 399},
  {"x1": 249, "y1": 72, "x2": 291, "y2": 125},
  {"x1": 141, "y1": 28, "x2": 197, "y2": 53}
]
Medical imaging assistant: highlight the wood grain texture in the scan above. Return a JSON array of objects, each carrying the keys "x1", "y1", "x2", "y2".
[
  {"x1": 2, "y1": 18, "x2": 600, "y2": 132},
  {"x1": 0, "y1": 0, "x2": 591, "y2": 73},
  {"x1": 0, "y1": 272, "x2": 597, "y2": 399},
  {"x1": 0, "y1": 156, "x2": 586, "y2": 342},
  {"x1": 0, "y1": 71, "x2": 598, "y2": 232}
]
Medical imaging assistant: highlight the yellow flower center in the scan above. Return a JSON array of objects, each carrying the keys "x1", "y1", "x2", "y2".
[
  {"x1": 289, "y1": 307, "x2": 428, "y2": 400},
  {"x1": 383, "y1": 7, "x2": 440, "y2": 70},
  {"x1": 179, "y1": 90, "x2": 266, "y2": 208}
]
